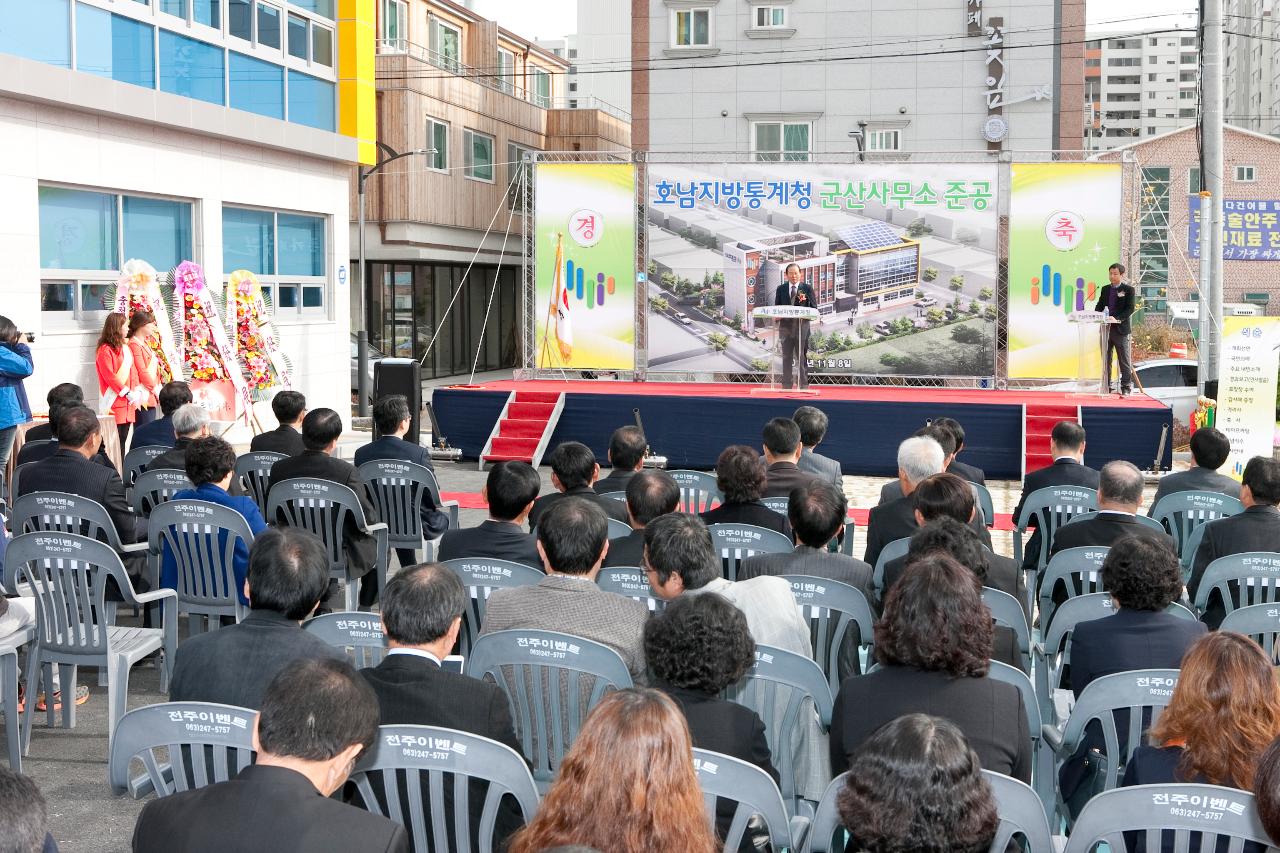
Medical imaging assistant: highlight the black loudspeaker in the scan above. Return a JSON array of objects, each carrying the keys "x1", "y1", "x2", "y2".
[{"x1": 373, "y1": 358, "x2": 422, "y2": 445}]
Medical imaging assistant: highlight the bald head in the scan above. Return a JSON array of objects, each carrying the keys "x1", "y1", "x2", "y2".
[{"x1": 1099, "y1": 460, "x2": 1144, "y2": 512}]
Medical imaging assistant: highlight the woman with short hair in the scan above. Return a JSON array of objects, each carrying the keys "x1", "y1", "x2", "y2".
[{"x1": 699, "y1": 444, "x2": 791, "y2": 536}]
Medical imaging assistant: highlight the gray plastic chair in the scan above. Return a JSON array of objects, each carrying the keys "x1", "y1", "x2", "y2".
[
  {"x1": 595, "y1": 566, "x2": 665, "y2": 612},
  {"x1": 1038, "y1": 545, "x2": 1110, "y2": 631},
  {"x1": 692, "y1": 748, "x2": 809, "y2": 853},
  {"x1": 971, "y1": 481, "x2": 996, "y2": 528},
  {"x1": 351, "y1": 724, "x2": 541, "y2": 853},
  {"x1": 1, "y1": 626, "x2": 34, "y2": 772},
  {"x1": 123, "y1": 445, "x2": 170, "y2": 489},
  {"x1": 1149, "y1": 490, "x2": 1244, "y2": 558},
  {"x1": 1220, "y1": 603, "x2": 1280, "y2": 661},
  {"x1": 107, "y1": 701, "x2": 257, "y2": 798},
  {"x1": 982, "y1": 769, "x2": 1056, "y2": 853},
  {"x1": 807, "y1": 771, "x2": 851, "y2": 853},
  {"x1": 707, "y1": 523, "x2": 794, "y2": 582},
  {"x1": 1064, "y1": 783, "x2": 1278, "y2": 853},
  {"x1": 234, "y1": 451, "x2": 286, "y2": 518},
  {"x1": 1179, "y1": 521, "x2": 1209, "y2": 578},
  {"x1": 303, "y1": 611, "x2": 388, "y2": 668},
  {"x1": 987, "y1": 660, "x2": 1051, "y2": 814},
  {"x1": 839, "y1": 519, "x2": 857, "y2": 556},
  {"x1": 147, "y1": 499, "x2": 256, "y2": 633},
  {"x1": 871, "y1": 536, "x2": 911, "y2": 596},
  {"x1": 358, "y1": 459, "x2": 459, "y2": 565},
  {"x1": 8, "y1": 461, "x2": 32, "y2": 508},
  {"x1": 9, "y1": 532, "x2": 176, "y2": 752},
  {"x1": 467, "y1": 629, "x2": 632, "y2": 788},
  {"x1": 781, "y1": 575, "x2": 875, "y2": 693},
  {"x1": 761, "y1": 496, "x2": 790, "y2": 514},
  {"x1": 1193, "y1": 552, "x2": 1280, "y2": 618},
  {"x1": 266, "y1": 478, "x2": 390, "y2": 612},
  {"x1": 597, "y1": 490, "x2": 626, "y2": 502},
  {"x1": 1014, "y1": 485, "x2": 1098, "y2": 613},
  {"x1": 11, "y1": 491, "x2": 145, "y2": 557},
  {"x1": 984, "y1": 587, "x2": 1032, "y2": 674},
  {"x1": 442, "y1": 558, "x2": 546, "y2": 656},
  {"x1": 130, "y1": 468, "x2": 194, "y2": 519},
  {"x1": 605, "y1": 517, "x2": 632, "y2": 539},
  {"x1": 667, "y1": 469, "x2": 722, "y2": 513}
]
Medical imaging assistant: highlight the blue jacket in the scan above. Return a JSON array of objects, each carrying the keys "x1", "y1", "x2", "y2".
[
  {"x1": 161, "y1": 483, "x2": 268, "y2": 606},
  {"x1": 0, "y1": 343, "x2": 33, "y2": 430}
]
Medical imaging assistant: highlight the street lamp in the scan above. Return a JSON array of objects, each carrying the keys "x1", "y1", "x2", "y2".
[{"x1": 356, "y1": 146, "x2": 434, "y2": 416}]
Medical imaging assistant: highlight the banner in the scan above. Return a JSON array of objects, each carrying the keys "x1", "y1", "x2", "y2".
[
  {"x1": 1217, "y1": 316, "x2": 1280, "y2": 480},
  {"x1": 644, "y1": 163, "x2": 999, "y2": 377},
  {"x1": 1007, "y1": 163, "x2": 1122, "y2": 379},
  {"x1": 1189, "y1": 197, "x2": 1280, "y2": 260},
  {"x1": 534, "y1": 163, "x2": 636, "y2": 370}
]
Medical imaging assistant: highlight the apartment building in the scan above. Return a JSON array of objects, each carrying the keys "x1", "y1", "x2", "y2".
[
  {"x1": 539, "y1": 0, "x2": 633, "y2": 117},
  {"x1": 1225, "y1": 0, "x2": 1277, "y2": 135},
  {"x1": 1084, "y1": 29, "x2": 1200, "y2": 151}
]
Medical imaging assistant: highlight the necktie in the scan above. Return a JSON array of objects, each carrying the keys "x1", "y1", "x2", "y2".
[{"x1": 790, "y1": 286, "x2": 796, "y2": 303}]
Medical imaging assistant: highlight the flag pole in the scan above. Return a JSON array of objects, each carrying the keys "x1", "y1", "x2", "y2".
[{"x1": 539, "y1": 233, "x2": 564, "y2": 369}]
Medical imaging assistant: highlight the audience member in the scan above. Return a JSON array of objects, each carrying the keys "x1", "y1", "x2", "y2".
[
  {"x1": 437, "y1": 460, "x2": 541, "y2": 567},
  {"x1": 698, "y1": 445, "x2": 792, "y2": 537},
  {"x1": 480, "y1": 498, "x2": 649, "y2": 682},
  {"x1": 863, "y1": 435, "x2": 946, "y2": 567},
  {"x1": 1151, "y1": 426, "x2": 1241, "y2": 505},
  {"x1": 762, "y1": 416, "x2": 820, "y2": 498},
  {"x1": 878, "y1": 424, "x2": 956, "y2": 504},
  {"x1": 1012, "y1": 420, "x2": 1099, "y2": 571},
  {"x1": 1253, "y1": 738, "x2": 1280, "y2": 843},
  {"x1": 934, "y1": 416, "x2": 985, "y2": 485},
  {"x1": 604, "y1": 470, "x2": 679, "y2": 567},
  {"x1": 168, "y1": 528, "x2": 340, "y2": 708},
  {"x1": 128, "y1": 381, "x2": 192, "y2": 451},
  {"x1": 595, "y1": 425, "x2": 647, "y2": 494},
  {"x1": 0, "y1": 315, "x2": 33, "y2": 472},
  {"x1": 1190, "y1": 456, "x2": 1280, "y2": 627},
  {"x1": 22, "y1": 382, "x2": 79, "y2": 443},
  {"x1": 837, "y1": 714, "x2": 998, "y2": 853},
  {"x1": 0, "y1": 766, "x2": 56, "y2": 853},
  {"x1": 144, "y1": 403, "x2": 211, "y2": 472},
  {"x1": 15, "y1": 388, "x2": 115, "y2": 469},
  {"x1": 251, "y1": 390, "x2": 307, "y2": 456},
  {"x1": 269, "y1": 408, "x2": 383, "y2": 607},
  {"x1": 1050, "y1": 460, "x2": 1175, "y2": 555},
  {"x1": 793, "y1": 405, "x2": 842, "y2": 488},
  {"x1": 507, "y1": 689, "x2": 719, "y2": 853},
  {"x1": 134, "y1": 658, "x2": 408, "y2": 853},
  {"x1": 830, "y1": 555, "x2": 1030, "y2": 782},
  {"x1": 527, "y1": 441, "x2": 629, "y2": 530}
]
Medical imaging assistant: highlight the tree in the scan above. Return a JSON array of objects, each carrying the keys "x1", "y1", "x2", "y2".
[
  {"x1": 926, "y1": 307, "x2": 945, "y2": 325},
  {"x1": 660, "y1": 271, "x2": 676, "y2": 289},
  {"x1": 949, "y1": 275, "x2": 965, "y2": 292},
  {"x1": 983, "y1": 305, "x2": 997, "y2": 321},
  {"x1": 750, "y1": 357, "x2": 772, "y2": 372},
  {"x1": 951, "y1": 324, "x2": 984, "y2": 345},
  {"x1": 892, "y1": 317, "x2": 914, "y2": 334},
  {"x1": 922, "y1": 267, "x2": 939, "y2": 283},
  {"x1": 906, "y1": 218, "x2": 934, "y2": 238},
  {"x1": 856, "y1": 321, "x2": 874, "y2": 340},
  {"x1": 728, "y1": 311, "x2": 744, "y2": 331},
  {"x1": 979, "y1": 287, "x2": 994, "y2": 301},
  {"x1": 707, "y1": 332, "x2": 729, "y2": 351},
  {"x1": 712, "y1": 271, "x2": 724, "y2": 285},
  {"x1": 824, "y1": 334, "x2": 845, "y2": 353},
  {"x1": 649, "y1": 297, "x2": 670, "y2": 312},
  {"x1": 647, "y1": 260, "x2": 657, "y2": 276},
  {"x1": 967, "y1": 300, "x2": 982, "y2": 315},
  {"x1": 808, "y1": 332, "x2": 824, "y2": 352}
]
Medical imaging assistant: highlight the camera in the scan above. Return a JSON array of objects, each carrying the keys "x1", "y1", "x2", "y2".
[{"x1": 23, "y1": 332, "x2": 34, "y2": 343}]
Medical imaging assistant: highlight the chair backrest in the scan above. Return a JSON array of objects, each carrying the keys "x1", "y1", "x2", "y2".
[
  {"x1": 1064, "y1": 784, "x2": 1279, "y2": 853},
  {"x1": 234, "y1": 451, "x2": 287, "y2": 517},
  {"x1": 108, "y1": 702, "x2": 257, "y2": 797},
  {"x1": 351, "y1": 725, "x2": 541, "y2": 853},
  {"x1": 871, "y1": 536, "x2": 912, "y2": 593},
  {"x1": 1220, "y1": 603, "x2": 1280, "y2": 662},
  {"x1": 839, "y1": 519, "x2": 857, "y2": 556},
  {"x1": 982, "y1": 770, "x2": 1056, "y2": 853},
  {"x1": 1039, "y1": 545, "x2": 1110, "y2": 630},
  {"x1": 692, "y1": 749, "x2": 799, "y2": 853},
  {"x1": 357, "y1": 459, "x2": 435, "y2": 548},
  {"x1": 131, "y1": 468, "x2": 194, "y2": 518},
  {"x1": 11, "y1": 490, "x2": 130, "y2": 551},
  {"x1": 1180, "y1": 521, "x2": 1210, "y2": 577},
  {"x1": 605, "y1": 517, "x2": 632, "y2": 539},
  {"x1": 1015, "y1": 485, "x2": 1098, "y2": 570},
  {"x1": 595, "y1": 566, "x2": 665, "y2": 612},
  {"x1": 782, "y1": 575, "x2": 876, "y2": 694},
  {"x1": 988, "y1": 660, "x2": 1043, "y2": 753},
  {"x1": 1149, "y1": 490, "x2": 1245, "y2": 557},
  {"x1": 1062, "y1": 511, "x2": 1168, "y2": 534},
  {"x1": 124, "y1": 445, "x2": 170, "y2": 488},
  {"x1": 760, "y1": 496, "x2": 789, "y2": 514},
  {"x1": 303, "y1": 611, "x2": 388, "y2": 668},
  {"x1": 971, "y1": 481, "x2": 996, "y2": 527},
  {"x1": 667, "y1": 469, "x2": 722, "y2": 513},
  {"x1": 266, "y1": 478, "x2": 366, "y2": 573},
  {"x1": 147, "y1": 499, "x2": 255, "y2": 617},
  {"x1": 707, "y1": 523, "x2": 794, "y2": 582},
  {"x1": 441, "y1": 558, "x2": 545, "y2": 656},
  {"x1": 9, "y1": 461, "x2": 33, "y2": 507},
  {"x1": 1193, "y1": 552, "x2": 1280, "y2": 616},
  {"x1": 467, "y1": 629, "x2": 633, "y2": 785},
  {"x1": 808, "y1": 771, "x2": 850, "y2": 853},
  {"x1": 597, "y1": 490, "x2": 625, "y2": 502},
  {"x1": 983, "y1": 587, "x2": 1032, "y2": 672}
]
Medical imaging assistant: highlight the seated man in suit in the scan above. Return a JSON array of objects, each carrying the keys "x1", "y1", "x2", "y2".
[
  {"x1": 793, "y1": 406, "x2": 842, "y2": 488},
  {"x1": 604, "y1": 469, "x2": 679, "y2": 568},
  {"x1": 1190, "y1": 455, "x2": 1280, "y2": 628},
  {"x1": 353, "y1": 394, "x2": 449, "y2": 569},
  {"x1": 1050, "y1": 460, "x2": 1174, "y2": 556},
  {"x1": 864, "y1": 435, "x2": 945, "y2": 567},
  {"x1": 595, "y1": 425, "x2": 647, "y2": 495},
  {"x1": 144, "y1": 403, "x2": 210, "y2": 472},
  {"x1": 16, "y1": 387, "x2": 114, "y2": 469},
  {"x1": 250, "y1": 390, "x2": 306, "y2": 457},
  {"x1": 480, "y1": 498, "x2": 649, "y2": 683},
  {"x1": 526, "y1": 441, "x2": 629, "y2": 530},
  {"x1": 933, "y1": 416, "x2": 984, "y2": 485},
  {"x1": 1150, "y1": 426, "x2": 1241, "y2": 507},
  {"x1": 437, "y1": 461, "x2": 541, "y2": 567},
  {"x1": 269, "y1": 408, "x2": 383, "y2": 607},
  {"x1": 135, "y1": 658, "x2": 408, "y2": 853},
  {"x1": 1012, "y1": 420, "x2": 1100, "y2": 572},
  {"x1": 168, "y1": 527, "x2": 340, "y2": 708},
  {"x1": 22, "y1": 382, "x2": 84, "y2": 444},
  {"x1": 361, "y1": 564, "x2": 525, "y2": 846},
  {"x1": 762, "y1": 417, "x2": 820, "y2": 499},
  {"x1": 878, "y1": 424, "x2": 956, "y2": 505},
  {"x1": 129, "y1": 381, "x2": 191, "y2": 451}
]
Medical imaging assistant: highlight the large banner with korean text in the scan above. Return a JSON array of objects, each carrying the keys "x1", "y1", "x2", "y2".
[
  {"x1": 644, "y1": 163, "x2": 999, "y2": 377},
  {"x1": 1217, "y1": 316, "x2": 1280, "y2": 480},
  {"x1": 1007, "y1": 163, "x2": 1123, "y2": 379},
  {"x1": 1189, "y1": 198, "x2": 1280, "y2": 260}
]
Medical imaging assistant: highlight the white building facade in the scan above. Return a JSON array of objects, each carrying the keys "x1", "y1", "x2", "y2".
[
  {"x1": 1225, "y1": 0, "x2": 1277, "y2": 136},
  {"x1": 1085, "y1": 29, "x2": 1200, "y2": 152}
]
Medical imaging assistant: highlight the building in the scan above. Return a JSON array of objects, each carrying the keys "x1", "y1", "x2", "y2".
[
  {"x1": 0, "y1": 0, "x2": 368, "y2": 425},
  {"x1": 547, "y1": 0, "x2": 632, "y2": 117},
  {"x1": 1225, "y1": 0, "x2": 1277, "y2": 136},
  {"x1": 355, "y1": 0, "x2": 630, "y2": 379},
  {"x1": 1084, "y1": 29, "x2": 1200, "y2": 151},
  {"x1": 632, "y1": 0, "x2": 1085, "y2": 155}
]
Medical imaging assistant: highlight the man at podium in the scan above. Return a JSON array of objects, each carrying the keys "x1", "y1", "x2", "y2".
[
  {"x1": 773, "y1": 263, "x2": 817, "y2": 390},
  {"x1": 1094, "y1": 262, "x2": 1136, "y2": 395}
]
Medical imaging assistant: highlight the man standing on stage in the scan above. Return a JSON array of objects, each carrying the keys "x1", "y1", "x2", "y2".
[
  {"x1": 774, "y1": 262, "x2": 817, "y2": 390},
  {"x1": 1094, "y1": 262, "x2": 1136, "y2": 396}
]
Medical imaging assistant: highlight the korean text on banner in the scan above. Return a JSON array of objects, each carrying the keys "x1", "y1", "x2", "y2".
[
  {"x1": 1217, "y1": 316, "x2": 1280, "y2": 481},
  {"x1": 1189, "y1": 197, "x2": 1280, "y2": 261}
]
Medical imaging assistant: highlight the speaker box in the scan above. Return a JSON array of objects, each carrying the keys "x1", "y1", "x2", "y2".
[{"x1": 373, "y1": 358, "x2": 422, "y2": 445}]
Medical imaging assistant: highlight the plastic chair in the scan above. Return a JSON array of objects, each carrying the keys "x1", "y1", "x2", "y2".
[
  {"x1": 987, "y1": 660, "x2": 1052, "y2": 814},
  {"x1": 1064, "y1": 783, "x2": 1277, "y2": 853},
  {"x1": 123, "y1": 445, "x2": 170, "y2": 489},
  {"x1": 1060, "y1": 511, "x2": 1167, "y2": 534},
  {"x1": 982, "y1": 769, "x2": 1056, "y2": 853},
  {"x1": 597, "y1": 490, "x2": 626, "y2": 502},
  {"x1": 781, "y1": 575, "x2": 875, "y2": 694},
  {"x1": 467, "y1": 629, "x2": 633, "y2": 788},
  {"x1": 667, "y1": 469, "x2": 722, "y2": 513},
  {"x1": 983, "y1": 587, "x2": 1032, "y2": 673},
  {"x1": 1148, "y1": 490, "x2": 1244, "y2": 558},
  {"x1": 442, "y1": 558, "x2": 545, "y2": 656},
  {"x1": 1013, "y1": 485, "x2": 1098, "y2": 613},
  {"x1": 707, "y1": 523, "x2": 794, "y2": 582},
  {"x1": 807, "y1": 771, "x2": 850, "y2": 853},
  {"x1": 11, "y1": 491, "x2": 145, "y2": 557},
  {"x1": 761, "y1": 496, "x2": 790, "y2": 514},
  {"x1": 9, "y1": 532, "x2": 176, "y2": 753},
  {"x1": 1193, "y1": 552, "x2": 1280, "y2": 618},
  {"x1": 303, "y1": 611, "x2": 388, "y2": 668},
  {"x1": 596, "y1": 566, "x2": 665, "y2": 612},
  {"x1": 1220, "y1": 603, "x2": 1280, "y2": 662},
  {"x1": 234, "y1": 452, "x2": 286, "y2": 518},
  {"x1": 1038, "y1": 545, "x2": 1110, "y2": 631},
  {"x1": 147, "y1": 500, "x2": 255, "y2": 633},
  {"x1": 1179, "y1": 522, "x2": 1209, "y2": 579},
  {"x1": 839, "y1": 519, "x2": 857, "y2": 557},
  {"x1": 871, "y1": 536, "x2": 911, "y2": 597},
  {"x1": 130, "y1": 468, "x2": 194, "y2": 519},
  {"x1": 692, "y1": 748, "x2": 809, "y2": 853},
  {"x1": 107, "y1": 701, "x2": 257, "y2": 798},
  {"x1": 351, "y1": 725, "x2": 541, "y2": 853},
  {"x1": 358, "y1": 459, "x2": 458, "y2": 566},
  {"x1": 8, "y1": 461, "x2": 32, "y2": 508},
  {"x1": 0, "y1": 626, "x2": 34, "y2": 772},
  {"x1": 266, "y1": 478, "x2": 390, "y2": 612},
  {"x1": 605, "y1": 517, "x2": 632, "y2": 539},
  {"x1": 971, "y1": 481, "x2": 996, "y2": 528}
]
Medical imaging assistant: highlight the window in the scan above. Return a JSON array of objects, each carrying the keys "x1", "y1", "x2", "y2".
[
  {"x1": 497, "y1": 48, "x2": 515, "y2": 94},
  {"x1": 310, "y1": 23, "x2": 332, "y2": 65},
  {"x1": 867, "y1": 128, "x2": 902, "y2": 151},
  {"x1": 1188, "y1": 167, "x2": 1200, "y2": 192},
  {"x1": 76, "y1": 4, "x2": 155, "y2": 89},
  {"x1": 425, "y1": 117, "x2": 448, "y2": 170},
  {"x1": 754, "y1": 5, "x2": 786, "y2": 27},
  {"x1": 1178, "y1": 108, "x2": 1196, "y2": 118},
  {"x1": 1181, "y1": 53, "x2": 1197, "y2": 64},
  {"x1": 1146, "y1": 126, "x2": 1156, "y2": 135},
  {"x1": 230, "y1": 51, "x2": 284, "y2": 119},
  {"x1": 0, "y1": 0, "x2": 71, "y2": 68},
  {"x1": 1148, "y1": 73, "x2": 1156, "y2": 82},
  {"x1": 1237, "y1": 165, "x2": 1257, "y2": 182},
  {"x1": 569, "y1": 47, "x2": 577, "y2": 59},
  {"x1": 229, "y1": 0, "x2": 252, "y2": 40},
  {"x1": 508, "y1": 142, "x2": 535, "y2": 210},
  {"x1": 223, "y1": 206, "x2": 327, "y2": 317},
  {"x1": 159, "y1": 30, "x2": 225, "y2": 105},
  {"x1": 753, "y1": 121, "x2": 811, "y2": 161},
  {"x1": 1147, "y1": 109, "x2": 1155, "y2": 117},
  {"x1": 123, "y1": 196, "x2": 193, "y2": 272},
  {"x1": 672, "y1": 8, "x2": 711, "y2": 47},
  {"x1": 39, "y1": 187, "x2": 119, "y2": 271},
  {"x1": 464, "y1": 129, "x2": 495, "y2": 181},
  {"x1": 288, "y1": 13, "x2": 308, "y2": 58},
  {"x1": 289, "y1": 0, "x2": 333, "y2": 19},
  {"x1": 568, "y1": 81, "x2": 577, "y2": 92},
  {"x1": 1181, "y1": 36, "x2": 1196, "y2": 46},
  {"x1": 161, "y1": 0, "x2": 187, "y2": 19},
  {"x1": 429, "y1": 17, "x2": 461, "y2": 72},
  {"x1": 257, "y1": 2, "x2": 281, "y2": 49},
  {"x1": 194, "y1": 0, "x2": 219, "y2": 28},
  {"x1": 1148, "y1": 55, "x2": 1156, "y2": 63},
  {"x1": 530, "y1": 67, "x2": 551, "y2": 107},
  {"x1": 379, "y1": 0, "x2": 407, "y2": 52},
  {"x1": 287, "y1": 70, "x2": 334, "y2": 130}
]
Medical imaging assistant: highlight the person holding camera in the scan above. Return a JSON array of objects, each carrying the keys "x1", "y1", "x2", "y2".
[{"x1": 0, "y1": 316, "x2": 33, "y2": 471}]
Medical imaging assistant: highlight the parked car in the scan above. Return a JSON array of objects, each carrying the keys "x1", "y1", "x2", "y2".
[
  {"x1": 914, "y1": 297, "x2": 938, "y2": 308},
  {"x1": 874, "y1": 320, "x2": 893, "y2": 334},
  {"x1": 1134, "y1": 357, "x2": 1198, "y2": 426}
]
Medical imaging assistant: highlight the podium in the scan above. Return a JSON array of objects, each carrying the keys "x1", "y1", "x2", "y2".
[
  {"x1": 751, "y1": 305, "x2": 820, "y2": 394},
  {"x1": 1067, "y1": 310, "x2": 1117, "y2": 396}
]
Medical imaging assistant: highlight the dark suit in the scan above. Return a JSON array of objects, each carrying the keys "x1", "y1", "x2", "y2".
[
  {"x1": 883, "y1": 551, "x2": 1025, "y2": 615},
  {"x1": 1012, "y1": 457, "x2": 1100, "y2": 570},
  {"x1": 863, "y1": 495, "x2": 992, "y2": 568},
  {"x1": 168, "y1": 609, "x2": 342, "y2": 709},
  {"x1": 1050, "y1": 512, "x2": 1176, "y2": 556},
  {"x1": 16, "y1": 439, "x2": 114, "y2": 470},
  {"x1": 595, "y1": 468, "x2": 637, "y2": 495},
  {"x1": 603, "y1": 529, "x2": 646, "y2": 568},
  {"x1": 797, "y1": 448, "x2": 842, "y2": 487},
  {"x1": 437, "y1": 520, "x2": 542, "y2": 569},
  {"x1": 17, "y1": 448, "x2": 135, "y2": 545},
  {"x1": 132, "y1": 764, "x2": 408, "y2": 853},
  {"x1": 23, "y1": 422, "x2": 52, "y2": 443},
  {"x1": 764, "y1": 460, "x2": 820, "y2": 499},
  {"x1": 250, "y1": 424, "x2": 306, "y2": 457},
  {"x1": 773, "y1": 280, "x2": 817, "y2": 389},
  {"x1": 1095, "y1": 281, "x2": 1136, "y2": 393},
  {"x1": 145, "y1": 437, "x2": 194, "y2": 473},
  {"x1": 949, "y1": 458, "x2": 986, "y2": 486},
  {"x1": 699, "y1": 501, "x2": 792, "y2": 538},
  {"x1": 129, "y1": 415, "x2": 177, "y2": 452},
  {"x1": 527, "y1": 484, "x2": 628, "y2": 531},
  {"x1": 1189, "y1": 505, "x2": 1280, "y2": 627},
  {"x1": 353, "y1": 435, "x2": 449, "y2": 567},
  {"x1": 1150, "y1": 466, "x2": 1242, "y2": 506}
]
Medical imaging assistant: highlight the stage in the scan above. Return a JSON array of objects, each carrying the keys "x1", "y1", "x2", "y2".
[{"x1": 432, "y1": 380, "x2": 1173, "y2": 479}]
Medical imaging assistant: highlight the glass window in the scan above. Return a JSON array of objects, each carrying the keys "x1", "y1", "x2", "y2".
[
  {"x1": 673, "y1": 9, "x2": 711, "y2": 46},
  {"x1": 754, "y1": 123, "x2": 781, "y2": 161},
  {"x1": 229, "y1": 51, "x2": 284, "y2": 119},
  {"x1": 464, "y1": 130, "x2": 494, "y2": 181},
  {"x1": 161, "y1": 0, "x2": 188, "y2": 19},
  {"x1": 76, "y1": 4, "x2": 156, "y2": 89},
  {"x1": 277, "y1": 283, "x2": 299, "y2": 308},
  {"x1": 1188, "y1": 167, "x2": 1200, "y2": 192},
  {"x1": 755, "y1": 6, "x2": 786, "y2": 26},
  {"x1": 287, "y1": 13, "x2": 308, "y2": 59},
  {"x1": 497, "y1": 48, "x2": 514, "y2": 94},
  {"x1": 426, "y1": 117, "x2": 448, "y2": 170},
  {"x1": 159, "y1": 30, "x2": 225, "y2": 105},
  {"x1": 508, "y1": 143, "x2": 535, "y2": 210},
  {"x1": 123, "y1": 196, "x2": 192, "y2": 272},
  {"x1": 39, "y1": 187, "x2": 118, "y2": 270},
  {"x1": 0, "y1": 0, "x2": 71, "y2": 68},
  {"x1": 229, "y1": 0, "x2": 252, "y2": 40},
  {"x1": 868, "y1": 129, "x2": 901, "y2": 151},
  {"x1": 301, "y1": 285, "x2": 323, "y2": 307},
  {"x1": 195, "y1": 0, "x2": 220, "y2": 28},
  {"x1": 380, "y1": 0, "x2": 406, "y2": 50},
  {"x1": 753, "y1": 121, "x2": 810, "y2": 161},
  {"x1": 40, "y1": 282, "x2": 75, "y2": 313},
  {"x1": 530, "y1": 68, "x2": 551, "y2": 107},
  {"x1": 287, "y1": 70, "x2": 334, "y2": 130},
  {"x1": 277, "y1": 213, "x2": 324, "y2": 275},
  {"x1": 311, "y1": 24, "x2": 332, "y2": 65},
  {"x1": 1236, "y1": 166, "x2": 1257, "y2": 182},
  {"x1": 289, "y1": 0, "x2": 332, "y2": 19},
  {"x1": 430, "y1": 18, "x2": 460, "y2": 71},
  {"x1": 257, "y1": 2, "x2": 281, "y2": 48},
  {"x1": 223, "y1": 207, "x2": 275, "y2": 274}
]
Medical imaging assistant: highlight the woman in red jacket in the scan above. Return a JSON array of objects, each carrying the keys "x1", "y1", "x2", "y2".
[
  {"x1": 95, "y1": 312, "x2": 140, "y2": 450},
  {"x1": 126, "y1": 311, "x2": 162, "y2": 430}
]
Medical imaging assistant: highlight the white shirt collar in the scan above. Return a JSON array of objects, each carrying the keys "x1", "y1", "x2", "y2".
[
  {"x1": 387, "y1": 648, "x2": 442, "y2": 665},
  {"x1": 1053, "y1": 455, "x2": 1079, "y2": 463}
]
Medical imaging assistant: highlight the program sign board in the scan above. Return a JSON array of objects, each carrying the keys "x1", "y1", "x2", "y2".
[{"x1": 1217, "y1": 316, "x2": 1280, "y2": 481}]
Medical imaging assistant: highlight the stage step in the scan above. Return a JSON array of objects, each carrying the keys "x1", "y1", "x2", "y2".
[
  {"x1": 1022, "y1": 402, "x2": 1082, "y2": 477},
  {"x1": 479, "y1": 391, "x2": 566, "y2": 469},
  {"x1": 512, "y1": 391, "x2": 561, "y2": 404},
  {"x1": 509, "y1": 402, "x2": 555, "y2": 420},
  {"x1": 498, "y1": 418, "x2": 548, "y2": 439}
]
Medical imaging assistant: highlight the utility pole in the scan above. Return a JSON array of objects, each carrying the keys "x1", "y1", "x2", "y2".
[{"x1": 1198, "y1": 0, "x2": 1224, "y2": 395}]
